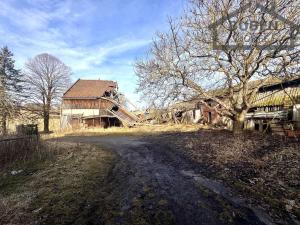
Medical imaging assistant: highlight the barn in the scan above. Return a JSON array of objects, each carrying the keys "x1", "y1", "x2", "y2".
[
  {"x1": 245, "y1": 77, "x2": 300, "y2": 135},
  {"x1": 166, "y1": 77, "x2": 300, "y2": 135},
  {"x1": 169, "y1": 100, "x2": 218, "y2": 124},
  {"x1": 60, "y1": 79, "x2": 139, "y2": 129}
]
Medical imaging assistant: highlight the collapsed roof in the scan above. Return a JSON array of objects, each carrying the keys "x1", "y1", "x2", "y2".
[{"x1": 63, "y1": 79, "x2": 118, "y2": 99}]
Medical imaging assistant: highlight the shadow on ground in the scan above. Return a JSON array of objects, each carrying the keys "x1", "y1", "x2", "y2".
[
  {"x1": 1, "y1": 130, "x2": 298, "y2": 225},
  {"x1": 53, "y1": 130, "x2": 297, "y2": 225}
]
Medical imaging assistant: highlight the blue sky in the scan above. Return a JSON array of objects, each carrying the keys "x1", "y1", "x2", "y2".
[{"x1": 0, "y1": 0, "x2": 185, "y2": 107}]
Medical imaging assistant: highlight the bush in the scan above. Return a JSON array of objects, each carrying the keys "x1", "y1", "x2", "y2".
[{"x1": 0, "y1": 136, "x2": 54, "y2": 169}]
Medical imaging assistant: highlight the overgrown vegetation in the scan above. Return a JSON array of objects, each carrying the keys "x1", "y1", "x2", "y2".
[
  {"x1": 160, "y1": 130, "x2": 300, "y2": 224},
  {"x1": 135, "y1": 0, "x2": 300, "y2": 133},
  {"x1": 0, "y1": 136, "x2": 57, "y2": 170}
]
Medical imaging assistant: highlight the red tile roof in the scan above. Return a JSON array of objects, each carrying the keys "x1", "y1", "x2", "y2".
[{"x1": 63, "y1": 79, "x2": 118, "y2": 99}]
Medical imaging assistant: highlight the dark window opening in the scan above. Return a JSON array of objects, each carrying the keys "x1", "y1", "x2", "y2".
[
  {"x1": 175, "y1": 111, "x2": 183, "y2": 117},
  {"x1": 112, "y1": 105, "x2": 119, "y2": 111},
  {"x1": 208, "y1": 112, "x2": 212, "y2": 123}
]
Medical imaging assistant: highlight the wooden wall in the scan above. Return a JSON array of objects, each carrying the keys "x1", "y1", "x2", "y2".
[
  {"x1": 200, "y1": 105, "x2": 219, "y2": 124},
  {"x1": 63, "y1": 98, "x2": 137, "y2": 121},
  {"x1": 84, "y1": 117, "x2": 121, "y2": 128},
  {"x1": 62, "y1": 99, "x2": 114, "y2": 109}
]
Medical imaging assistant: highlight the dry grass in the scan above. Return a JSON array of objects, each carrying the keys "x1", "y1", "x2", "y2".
[
  {"x1": 0, "y1": 136, "x2": 60, "y2": 170},
  {"x1": 0, "y1": 142, "x2": 116, "y2": 225},
  {"x1": 165, "y1": 130, "x2": 300, "y2": 224},
  {"x1": 42, "y1": 124, "x2": 204, "y2": 139},
  {"x1": 7, "y1": 116, "x2": 60, "y2": 133}
]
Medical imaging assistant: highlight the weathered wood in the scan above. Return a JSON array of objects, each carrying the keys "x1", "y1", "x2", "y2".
[{"x1": 62, "y1": 98, "x2": 113, "y2": 109}]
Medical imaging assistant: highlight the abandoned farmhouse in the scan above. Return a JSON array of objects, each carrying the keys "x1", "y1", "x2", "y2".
[
  {"x1": 61, "y1": 79, "x2": 139, "y2": 129},
  {"x1": 59, "y1": 77, "x2": 300, "y2": 135},
  {"x1": 159, "y1": 78, "x2": 300, "y2": 135},
  {"x1": 246, "y1": 77, "x2": 300, "y2": 134}
]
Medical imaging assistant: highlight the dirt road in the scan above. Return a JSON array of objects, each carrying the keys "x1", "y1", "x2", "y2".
[{"x1": 57, "y1": 135, "x2": 274, "y2": 225}]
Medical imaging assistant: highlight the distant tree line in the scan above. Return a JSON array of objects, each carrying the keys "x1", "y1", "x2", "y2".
[{"x1": 0, "y1": 47, "x2": 71, "y2": 135}]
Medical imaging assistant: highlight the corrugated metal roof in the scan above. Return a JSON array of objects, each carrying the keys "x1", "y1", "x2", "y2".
[{"x1": 252, "y1": 87, "x2": 300, "y2": 107}]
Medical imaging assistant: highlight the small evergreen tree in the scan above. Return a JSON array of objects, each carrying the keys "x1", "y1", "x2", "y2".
[{"x1": 0, "y1": 46, "x2": 23, "y2": 135}]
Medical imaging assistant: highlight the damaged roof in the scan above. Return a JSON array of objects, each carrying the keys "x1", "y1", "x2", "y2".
[
  {"x1": 63, "y1": 79, "x2": 118, "y2": 99},
  {"x1": 171, "y1": 77, "x2": 300, "y2": 109},
  {"x1": 252, "y1": 78, "x2": 300, "y2": 107}
]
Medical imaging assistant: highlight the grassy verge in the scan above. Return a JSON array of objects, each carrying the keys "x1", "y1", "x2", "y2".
[{"x1": 0, "y1": 142, "x2": 116, "y2": 225}]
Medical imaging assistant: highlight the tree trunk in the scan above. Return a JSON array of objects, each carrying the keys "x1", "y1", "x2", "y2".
[
  {"x1": 232, "y1": 111, "x2": 247, "y2": 134},
  {"x1": 1, "y1": 113, "x2": 7, "y2": 135},
  {"x1": 43, "y1": 102, "x2": 50, "y2": 133},
  {"x1": 43, "y1": 98, "x2": 51, "y2": 133},
  {"x1": 43, "y1": 111, "x2": 49, "y2": 133}
]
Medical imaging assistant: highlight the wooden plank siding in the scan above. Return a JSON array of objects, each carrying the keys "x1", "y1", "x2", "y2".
[
  {"x1": 62, "y1": 98, "x2": 113, "y2": 109},
  {"x1": 63, "y1": 98, "x2": 137, "y2": 121}
]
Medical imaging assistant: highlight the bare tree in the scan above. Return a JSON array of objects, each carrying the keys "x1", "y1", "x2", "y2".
[
  {"x1": 25, "y1": 53, "x2": 71, "y2": 133},
  {"x1": 135, "y1": 0, "x2": 300, "y2": 133}
]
